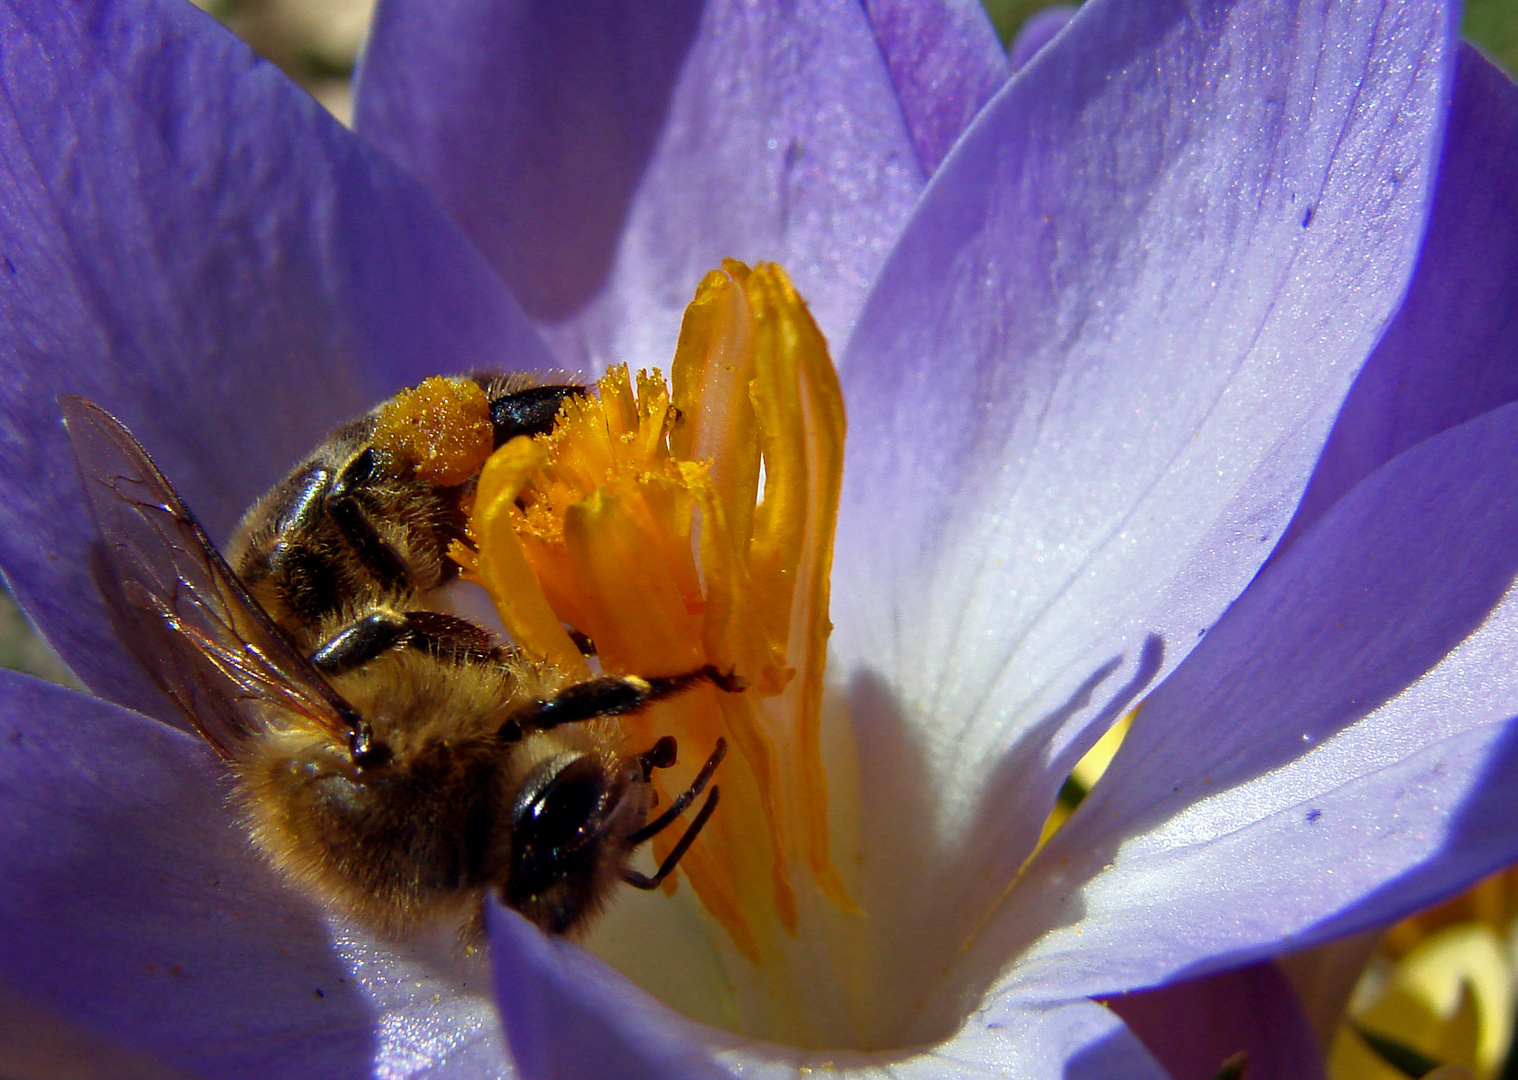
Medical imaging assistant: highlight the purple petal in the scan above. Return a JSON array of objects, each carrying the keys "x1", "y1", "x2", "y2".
[
  {"x1": 976, "y1": 397, "x2": 1518, "y2": 1008},
  {"x1": 0, "y1": 983, "x2": 188, "y2": 1080},
  {"x1": 0, "y1": 671, "x2": 510, "y2": 1079},
  {"x1": 0, "y1": 673, "x2": 376, "y2": 1076},
  {"x1": 828, "y1": 0, "x2": 1453, "y2": 1040},
  {"x1": 354, "y1": 0, "x2": 925, "y2": 371},
  {"x1": 860, "y1": 0, "x2": 1010, "y2": 172},
  {"x1": 1107, "y1": 961, "x2": 1326, "y2": 1080},
  {"x1": 1274, "y1": 43, "x2": 1518, "y2": 556},
  {"x1": 488, "y1": 904, "x2": 725, "y2": 1080},
  {"x1": 0, "y1": 0, "x2": 551, "y2": 719},
  {"x1": 488, "y1": 901, "x2": 1169, "y2": 1079},
  {"x1": 1008, "y1": 5, "x2": 1076, "y2": 69}
]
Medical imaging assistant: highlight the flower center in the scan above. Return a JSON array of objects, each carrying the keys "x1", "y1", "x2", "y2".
[{"x1": 459, "y1": 262, "x2": 852, "y2": 981}]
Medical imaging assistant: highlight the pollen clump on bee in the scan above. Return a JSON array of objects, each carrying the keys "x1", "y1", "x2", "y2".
[
  {"x1": 458, "y1": 261, "x2": 850, "y2": 962},
  {"x1": 371, "y1": 375, "x2": 494, "y2": 487}
]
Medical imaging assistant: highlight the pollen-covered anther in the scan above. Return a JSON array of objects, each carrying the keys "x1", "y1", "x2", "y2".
[
  {"x1": 463, "y1": 260, "x2": 850, "y2": 963},
  {"x1": 371, "y1": 375, "x2": 493, "y2": 487}
]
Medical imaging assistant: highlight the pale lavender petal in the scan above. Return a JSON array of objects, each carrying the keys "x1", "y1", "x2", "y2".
[
  {"x1": 829, "y1": 0, "x2": 1453, "y2": 1043},
  {"x1": 325, "y1": 926, "x2": 510, "y2": 1080},
  {"x1": 971, "y1": 397, "x2": 1518, "y2": 1009},
  {"x1": 1275, "y1": 43, "x2": 1518, "y2": 555},
  {"x1": 355, "y1": 0, "x2": 924, "y2": 372},
  {"x1": 1009, "y1": 5, "x2": 1075, "y2": 69},
  {"x1": 488, "y1": 902, "x2": 1168, "y2": 1080},
  {"x1": 0, "y1": 671, "x2": 510, "y2": 1079},
  {"x1": 0, "y1": 0, "x2": 551, "y2": 719},
  {"x1": 1107, "y1": 961, "x2": 1326, "y2": 1080},
  {"x1": 861, "y1": 0, "x2": 1010, "y2": 171}
]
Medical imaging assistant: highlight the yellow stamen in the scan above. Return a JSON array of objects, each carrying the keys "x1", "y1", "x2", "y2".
[
  {"x1": 463, "y1": 262, "x2": 850, "y2": 960},
  {"x1": 371, "y1": 375, "x2": 493, "y2": 486}
]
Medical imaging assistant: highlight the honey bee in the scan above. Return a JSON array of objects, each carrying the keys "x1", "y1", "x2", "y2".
[
  {"x1": 62, "y1": 383, "x2": 732, "y2": 937},
  {"x1": 224, "y1": 374, "x2": 580, "y2": 659}
]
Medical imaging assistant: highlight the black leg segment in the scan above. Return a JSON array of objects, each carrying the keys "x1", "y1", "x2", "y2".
[
  {"x1": 310, "y1": 610, "x2": 410, "y2": 674},
  {"x1": 488, "y1": 385, "x2": 587, "y2": 446},
  {"x1": 510, "y1": 665, "x2": 743, "y2": 734},
  {"x1": 311, "y1": 609, "x2": 502, "y2": 674}
]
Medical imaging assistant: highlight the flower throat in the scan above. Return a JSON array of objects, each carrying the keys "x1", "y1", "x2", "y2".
[{"x1": 457, "y1": 261, "x2": 853, "y2": 964}]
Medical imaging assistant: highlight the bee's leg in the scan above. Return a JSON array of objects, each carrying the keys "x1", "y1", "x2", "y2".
[
  {"x1": 269, "y1": 467, "x2": 331, "y2": 543},
  {"x1": 310, "y1": 610, "x2": 409, "y2": 674},
  {"x1": 311, "y1": 609, "x2": 500, "y2": 674},
  {"x1": 627, "y1": 738, "x2": 727, "y2": 845},
  {"x1": 399, "y1": 610, "x2": 502, "y2": 659},
  {"x1": 324, "y1": 448, "x2": 413, "y2": 589},
  {"x1": 506, "y1": 665, "x2": 744, "y2": 735},
  {"x1": 485, "y1": 384, "x2": 586, "y2": 447}
]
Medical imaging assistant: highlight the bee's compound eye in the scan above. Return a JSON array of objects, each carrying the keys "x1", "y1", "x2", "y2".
[
  {"x1": 507, "y1": 753, "x2": 626, "y2": 933},
  {"x1": 511, "y1": 755, "x2": 610, "y2": 857}
]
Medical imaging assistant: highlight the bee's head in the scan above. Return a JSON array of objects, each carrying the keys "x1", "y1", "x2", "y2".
[{"x1": 504, "y1": 749, "x2": 647, "y2": 935}]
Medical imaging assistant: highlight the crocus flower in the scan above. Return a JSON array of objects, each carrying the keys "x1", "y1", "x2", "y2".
[{"x1": 0, "y1": 0, "x2": 1516, "y2": 1077}]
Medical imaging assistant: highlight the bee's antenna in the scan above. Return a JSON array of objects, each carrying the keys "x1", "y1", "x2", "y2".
[
  {"x1": 622, "y1": 787, "x2": 721, "y2": 891},
  {"x1": 627, "y1": 737, "x2": 726, "y2": 845}
]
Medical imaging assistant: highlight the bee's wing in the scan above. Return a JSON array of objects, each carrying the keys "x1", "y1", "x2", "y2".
[{"x1": 62, "y1": 396, "x2": 361, "y2": 759}]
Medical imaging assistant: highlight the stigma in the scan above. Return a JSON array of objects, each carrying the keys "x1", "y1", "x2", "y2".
[{"x1": 458, "y1": 261, "x2": 851, "y2": 961}]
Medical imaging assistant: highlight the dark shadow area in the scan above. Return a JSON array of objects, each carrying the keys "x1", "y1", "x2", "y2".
[
  {"x1": 974, "y1": 633, "x2": 1164, "y2": 841},
  {"x1": 1105, "y1": 960, "x2": 1325, "y2": 1080},
  {"x1": 1062, "y1": 1017, "x2": 1170, "y2": 1079},
  {"x1": 831, "y1": 635, "x2": 1167, "y2": 1048},
  {"x1": 0, "y1": 980, "x2": 195, "y2": 1080}
]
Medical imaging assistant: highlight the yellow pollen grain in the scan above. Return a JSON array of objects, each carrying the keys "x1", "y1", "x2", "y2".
[
  {"x1": 372, "y1": 376, "x2": 493, "y2": 487},
  {"x1": 463, "y1": 261, "x2": 851, "y2": 962}
]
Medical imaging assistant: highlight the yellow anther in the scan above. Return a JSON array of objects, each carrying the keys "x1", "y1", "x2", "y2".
[{"x1": 463, "y1": 262, "x2": 851, "y2": 960}]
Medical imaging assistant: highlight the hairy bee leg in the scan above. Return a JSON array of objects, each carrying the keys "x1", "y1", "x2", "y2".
[
  {"x1": 627, "y1": 738, "x2": 727, "y2": 845},
  {"x1": 399, "y1": 610, "x2": 501, "y2": 660},
  {"x1": 325, "y1": 448, "x2": 413, "y2": 590},
  {"x1": 644, "y1": 664, "x2": 747, "y2": 696},
  {"x1": 622, "y1": 787, "x2": 721, "y2": 891},
  {"x1": 311, "y1": 610, "x2": 502, "y2": 674},
  {"x1": 509, "y1": 665, "x2": 744, "y2": 734}
]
